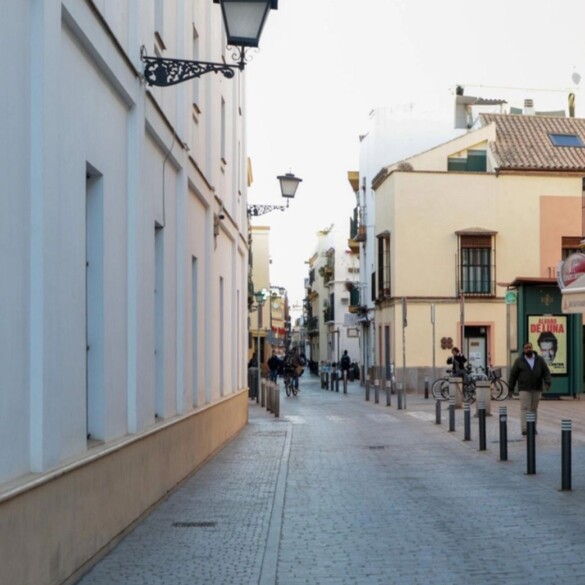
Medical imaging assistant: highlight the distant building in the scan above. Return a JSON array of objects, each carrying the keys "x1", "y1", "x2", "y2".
[{"x1": 304, "y1": 225, "x2": 360, "y2": 367}]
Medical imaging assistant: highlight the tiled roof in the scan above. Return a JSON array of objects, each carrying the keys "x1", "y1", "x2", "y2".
[{"x1": 480, "y1": 113, "x2": 585, "y2": 172}]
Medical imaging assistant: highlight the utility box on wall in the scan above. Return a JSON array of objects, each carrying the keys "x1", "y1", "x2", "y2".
[{"x1": 512, "y1": 279, "x2": 582, "y2": 397}]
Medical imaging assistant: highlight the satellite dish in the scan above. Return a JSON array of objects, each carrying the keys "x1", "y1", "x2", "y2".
[{"x1": 572, "y1": 71, "x2": 581, "y2": 86}]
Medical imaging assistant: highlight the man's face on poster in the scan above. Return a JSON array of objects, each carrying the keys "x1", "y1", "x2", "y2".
[{"x1": 539, "y1": 340, "x2": 556, "y2": 364}]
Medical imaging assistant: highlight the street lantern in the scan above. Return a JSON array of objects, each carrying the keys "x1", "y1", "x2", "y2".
[
  {"x1": 247, "y1": 172, "x2": 302, "y2": 217},
  {"x1": 277, "y1": 172, "x2": 303, "y2": 202},
  {"x1": 142, "y1": 0, "x2": 278, "y2": 87},
  {"x1": 217, "y1": 0, "x2": 276, "y2": 48},
  {"x1": 254, "y1": 289, "x2": 269, "y2": 305}
]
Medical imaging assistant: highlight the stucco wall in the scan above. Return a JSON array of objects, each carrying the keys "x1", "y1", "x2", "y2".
[
  {"x1": 373, "y1": 168, "x2": 581, "y2": 376},
  {"x1": 0, "y1": 391, "x2": 249, "y2": 585}
]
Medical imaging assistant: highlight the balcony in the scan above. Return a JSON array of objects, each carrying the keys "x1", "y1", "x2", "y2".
[
  {"x1": 319, "y1": 265, "x2": 335, "y2": 284},
  {"x1": 354, "y1": 225, "x2": 366, "y2": 242},
  {"x1": 306, "y1": 316, "x2": 319, "y2": 334},
  {"x1": 323, "y1": 307, "x2": 335, "y2": 323}
]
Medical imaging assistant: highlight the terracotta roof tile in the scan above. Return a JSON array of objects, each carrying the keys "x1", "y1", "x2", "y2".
[{"x1": 480, "y1": 113, "x2": 585, "y2": 171}]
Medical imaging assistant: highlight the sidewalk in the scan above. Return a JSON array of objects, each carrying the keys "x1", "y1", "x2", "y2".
[{"x1": 77, "y1": 376, "x2": 585, "y2": 585}]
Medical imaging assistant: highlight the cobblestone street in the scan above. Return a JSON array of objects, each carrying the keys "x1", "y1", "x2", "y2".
[{"x1": 77, "y1": 375, "x2": 585, "y2": 585}]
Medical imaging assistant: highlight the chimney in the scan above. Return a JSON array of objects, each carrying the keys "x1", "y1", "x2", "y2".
[
  {"x1": 524, "y1": 99, "x2": 535, "y2": 116},
  {"x1": 569, "y1": 93, "x2": 576, "y2": 118}
]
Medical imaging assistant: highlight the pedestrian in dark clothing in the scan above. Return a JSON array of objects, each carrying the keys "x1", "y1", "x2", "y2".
[
  {"x1": 340, "y1": 350, "x2": 351, "y2": 383},
  {"x1": 446, "y1": 347, "x2": 467, "y2": 376},
  {"x1": 267, "y1": 351, "x2": 280, "y2": 382},
  {"x1": 508, "y1": 341, "x2": 552, "y2": 435}
]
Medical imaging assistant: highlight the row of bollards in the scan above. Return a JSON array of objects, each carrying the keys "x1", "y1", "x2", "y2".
[
  {"x1": 436, "y1": 396, "x2": 574, "y2": 490},
  {"x1": 364, "y1": 377, "x2": 401, "y2": 409},
  {"x1": 320, "y1": 366, "x2": 351, "y2": 394},
  {"x1": 320, "y1": 369, "x2": 351, "y2": 394},
  {"x1": 260, "y1": 379, "x2": 280, "y2": 418}
]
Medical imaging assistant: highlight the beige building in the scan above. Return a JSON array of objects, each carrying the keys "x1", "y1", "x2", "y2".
[
  {"x1": 373, "y1": 113, "x2": 584, "y2": 389},
  {"x1": 249, "y1": 225, "x2": 290, "y2": 369}
]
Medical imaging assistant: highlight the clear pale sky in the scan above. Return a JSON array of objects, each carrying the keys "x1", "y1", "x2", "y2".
[{"x1": 246, "y1": 0, "x2": 585, "y2": 311}]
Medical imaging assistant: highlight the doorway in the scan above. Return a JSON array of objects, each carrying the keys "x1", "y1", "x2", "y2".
[{"x1": 464, "y1": 326, "x2": 488, "y2": 371}]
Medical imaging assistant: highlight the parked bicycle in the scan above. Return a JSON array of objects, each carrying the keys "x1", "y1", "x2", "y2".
[
  {"x1": 478, "y1": 365, "x2": 509, "y2": 401},
  {"x1": 431, "y1": 368, "x2": 476, "y2": 403},
  {"x1": 456, "y1": 365, "x2": 509, "y2": 401}
]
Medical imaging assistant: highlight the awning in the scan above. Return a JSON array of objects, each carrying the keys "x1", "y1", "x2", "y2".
[{"x1": 561, "y1": 273, "x2": 585, "y2": 313}]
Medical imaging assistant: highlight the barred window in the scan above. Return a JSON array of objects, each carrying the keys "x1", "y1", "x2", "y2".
[{"x1": 458, "y1": 234, "x2": 495, "y2": 296}]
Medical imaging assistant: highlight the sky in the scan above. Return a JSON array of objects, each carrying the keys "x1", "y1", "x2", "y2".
[{"x1": 246, "y1": 0, "x2": 585, "y2": 312}]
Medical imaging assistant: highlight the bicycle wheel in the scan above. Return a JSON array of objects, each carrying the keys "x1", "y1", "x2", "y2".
[
  {"x1": 431, "y1": 378, "x2": 448, "y2": 400},
  {"x1": 490, "y1": 380, "x2": 503, "y2": 401},
  {"x1": 285, "y1": 378, "x2": 292, "y2": 397},
  {"x1": 495, "y1": 379, "x2": 509, "y2": 401},
  {"x1": 463, "y1": 380, "x2": 476, "y2": 403},
  {"x1": 440, "y1": 380, "x2": 450, "y2": 400}
]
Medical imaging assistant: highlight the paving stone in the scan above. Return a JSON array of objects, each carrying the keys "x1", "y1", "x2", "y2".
[{"x1": 77, "y1": 377, "x2": 585, "y2": 585}]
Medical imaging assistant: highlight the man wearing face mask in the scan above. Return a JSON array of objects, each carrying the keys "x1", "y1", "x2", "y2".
[{"x1": 508, "y1": 342, "x2": 552, "y2": 436}]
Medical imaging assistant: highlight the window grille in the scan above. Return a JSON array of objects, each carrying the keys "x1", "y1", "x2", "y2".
[{"x1": 458, "y1": 234, "x2": 495, "y2": 296}]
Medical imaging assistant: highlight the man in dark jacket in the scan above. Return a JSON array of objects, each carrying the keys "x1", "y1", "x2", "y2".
[
  {"x1": 446, "y1": 347, "x2": 467, "y2": 376},
  {"x1": 508, "y1": 342, "x2": 552, "y2": 436},
  {"x1": 267, "y1": 351, "x2": 281, "y2": 382}
]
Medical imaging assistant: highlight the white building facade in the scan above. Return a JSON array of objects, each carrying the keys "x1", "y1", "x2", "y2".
[
  {"x1": 305, "y1": 225, "x2": 360, "y2": 367},
  {"x1": 1, "y1": 2, "x2": 251, "y2": 584}
]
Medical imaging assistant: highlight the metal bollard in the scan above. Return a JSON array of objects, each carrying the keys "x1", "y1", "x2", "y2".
[
  {"x1": 478, "y1": 401, "x2": 486, "y2": 451},
  {"x1": 449, "y1": 396, "x2": 455, "y2": 431},
  {"x1": 526, "y1": 412, "x2": 536, "y2": 475},
  {"x1": 562, "y1": 419, "x2": 572, "y2": 490},
  {"x1": 266, "y1": 383, "x2": 272, "y2": 413},
  {"x1": 397, "y1": 382, "x2": 404, "y2": 410},
  {"x1": 261, "y1": 380, "x2": 266, "y2": 408},
  {"x1": 435, "y1": 399, "x2": 441, "y2": 425},
  {"x1": 335, "y1": 372, "x2": 339, "y2": 392},
  {"x1": 463, "y1": 402, "x2": 471, "y2": 441},
  {"x1": 343, "y1": 371, "x2": 348, "y2": 394},
  {"x1": 374, "y1": 379, "x2": 379, "y2": 404},
  {"x1": 274, "y1": 383, "x2": 280, "y2": 418},
  {"x1": 365, "y1": 381, "x2": 370, "y2": 401},
  {"x1": 385, "y1": 380, "x2": 392, "y2": 406},
  {"x1": 499, "y1": 406, "x2": 508, "y2": 461},
  {"x1": 424, "y1": 376, "x2": 429, "y2": 400}
]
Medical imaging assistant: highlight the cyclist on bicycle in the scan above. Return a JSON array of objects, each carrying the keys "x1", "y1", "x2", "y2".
[{"x1": 283, "y1": 348, "x2": 303, "y2": 392}]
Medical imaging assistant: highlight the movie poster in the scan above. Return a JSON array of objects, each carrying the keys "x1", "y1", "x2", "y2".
[{"x1": 527, "y1": 315, "x2": 567, "y2": 375}]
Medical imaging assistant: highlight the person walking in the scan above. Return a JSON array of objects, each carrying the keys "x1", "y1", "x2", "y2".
[
  {"x1": 267, "y1": 350, "x2": 281, "y2": 383},
  {"x1": 508, "y1": 341, "x2": 552, "y2": 436},
  {"x1": 340, "y1": 350, "x2": 351, "y2": 389}
]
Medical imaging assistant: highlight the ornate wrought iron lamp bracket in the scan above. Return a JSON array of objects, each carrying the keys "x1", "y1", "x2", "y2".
[
  {"x1": 141, "y1": 46, "x2": 247, "y2": 87},
  {"x1": 247, "y1": 204, "x2": 287, "y2": 217}
]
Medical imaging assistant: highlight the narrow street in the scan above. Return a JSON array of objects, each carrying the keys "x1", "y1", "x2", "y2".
[{"x1": 78, "y1": 375, "x2": 585, "y2": 585}]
